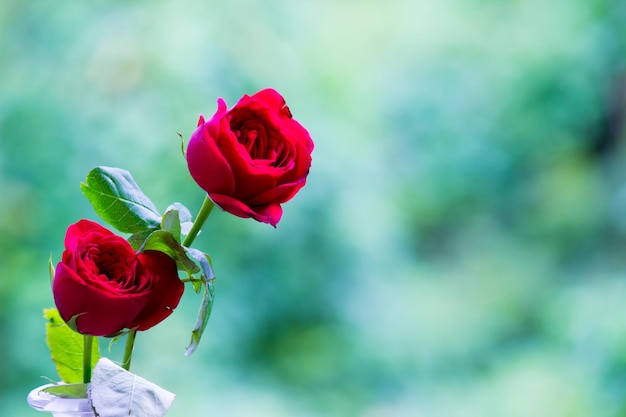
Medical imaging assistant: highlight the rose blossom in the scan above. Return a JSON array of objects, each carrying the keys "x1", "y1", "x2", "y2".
[
  {"x1": 53, "y1": 220, "x2": 184, "y2": 336},
  {"x1": 186, "y1": 88, "x2": 314, "y2": 227}
]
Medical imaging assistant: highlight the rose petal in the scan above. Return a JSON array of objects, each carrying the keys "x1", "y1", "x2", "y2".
[
  {"x1": 248, "y1": 88, "x2": 292, "y2": 119},
  {"x1": 54, "y1": 263, "x2": 147, "y2": 336},
  {"x1": 246, "y1": 176, "x2": 307, "y2": 207},
  {"x1": 64, "y1": 219, "x2": 113, "y2": 252},
  {"x1": 218, "y1": 144, "x2": 281, "y2": 200},
  {"x1": 208, "y1": 193, "x2": 280, "y2": 226},
  {"x1": 129, "y1": 251, "x2": 184, "y2": 331},
  {"x1": 186, "y1": 100, "x2": 236, "y2": 195}
]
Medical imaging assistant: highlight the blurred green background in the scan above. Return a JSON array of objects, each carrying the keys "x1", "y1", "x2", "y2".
[{"x1": 3, "y1": 0, "x2": 626, "y2": 416}]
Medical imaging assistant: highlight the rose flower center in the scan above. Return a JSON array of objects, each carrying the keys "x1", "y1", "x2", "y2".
[
  {"x1": 233, "y1": 119, "x2": 290, "y2": 168},
  {"x1": 82, "y1": 242, "x2": 135, "y2": 289}
]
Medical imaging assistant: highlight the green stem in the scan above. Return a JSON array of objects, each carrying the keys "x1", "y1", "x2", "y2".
[
  {"x1": 183, "y1": 196, "x2": 215, "y2": 247},
  {"x1": 83, "y1": 335, "x2": 94, "y2": 383},
  {"x1": 122, "y1": 329, "x2": 137, "y2": 371}
]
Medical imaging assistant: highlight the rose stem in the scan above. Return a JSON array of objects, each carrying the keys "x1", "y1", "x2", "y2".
[
  {"x1": 118, "y1": 197, "x2": 214, "y2": 373},
  {"x1": 122, "y1": 329, "x2": 137, "y2": 371},
  {"x1": 183, "y1": 195, "x2": 215, "y2": 247},
  {"x1": 83, "y1": 335, "x2": 94, "y2": 383}
]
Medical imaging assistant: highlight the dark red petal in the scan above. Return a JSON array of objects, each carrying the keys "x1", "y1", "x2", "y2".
[
  {"x1": 64, "y1": 220, "x2": 114, "y2": 252},
  {"x1": 187, "y1": 100, "x2": 236, "y2": 195},
  {"x1": 217, "y1": 143, "x2": 282, "y2": 200},
  {"x1": 250, "y1": 202, "x2": 283, "y2": 227},
  {"x1": 275, "y1": 141, "x2": 313, "y2": 183},
  {"x1": 280, "y1": 118, "x2": 314, "y2": 153},
  {"x1": 210, "y1": 193, "x2": 282, "y2": 226},
  {"x1": 130, "y1": 251, "x2": 184, "y2": 331},
  {"x1": 246, "y1": 177, "x2": 307, "y2": 207},
  {"x1": 209, "y1": 193, "x2": 259, "y2": 220},
  {"x1": 53, "y1": 263, "x2": 146, "y2": 336},
  {"x1": 248, "y1": 88, "x2": 292, "y2": 118}
]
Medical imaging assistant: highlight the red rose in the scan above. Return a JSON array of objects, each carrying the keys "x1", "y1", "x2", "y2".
[
  {"x1": 52, "y1": 220, "x2": 184, "y2": 336},
  {"x1": 186, "y1": 88, "x2": 314, "y2": 227}
]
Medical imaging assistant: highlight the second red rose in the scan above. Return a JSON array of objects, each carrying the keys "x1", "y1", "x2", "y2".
[
  {"x1": 52, "y1": 220, "x2": 184, "y2": 336},
  {"x1": 186, "y1": 88, "x2": 314, "y2": 227}
]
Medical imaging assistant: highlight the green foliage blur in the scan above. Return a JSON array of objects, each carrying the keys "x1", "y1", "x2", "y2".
[{"x1": 2, "y1": 0, "x2": 626, "y2": 416}]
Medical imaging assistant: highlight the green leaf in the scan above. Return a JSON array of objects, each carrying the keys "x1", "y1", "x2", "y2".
[
  {"x1": 169, "y1": 202, "x2": 194, "y2": 238},
  {"x1": 139, "y1": 230, "x2": 199, "y2": 275},
  {"x1": 44, "y1": 309, "x2": 100, "y2": 384},
  {"x1": 162, "y1": 202, "x2": 194, "y2": 242},
  {"x1": 184, "y1": 247, "x2": 216, "y2": 356},
  {"x1": 91, "y1": 358, "x2": 175, "y2": 417},
  {"x1": 166, "y1": 202, "x2": 193, "y2": 223},
  {"x1": 161, "y1": 209, "x2": 181, "y2": 243},
  {"x1": 42, "y1": 384, "x2": 89, "y2": 399},
  {"x1": 80, "y1": 166, "x2": 161, "y2": 233}
]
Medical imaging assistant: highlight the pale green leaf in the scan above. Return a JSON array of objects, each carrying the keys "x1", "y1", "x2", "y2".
[
  {"x1": 44, "y1": 309, "x2": 100, "y2": 384},
  {"x1": 161, "y1": 209, "x2": 182, "y2": 243},
  {"x1": 139, "y1": 230, "x2": 199, "y2": 275},
  {"x1": 184, "y1": 248, "x2": 216, "y2": 356},
  {"x1": 165, "y1": 202, "x2": 193, "y2": 239},
  {"x1": 42, "y1": 383, "x2": 89, "y2": 399}
]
